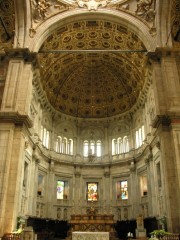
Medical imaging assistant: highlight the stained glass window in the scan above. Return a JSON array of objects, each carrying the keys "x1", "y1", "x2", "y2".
[
  {"x1": 87, "y1": 182, "x2": 98, "y2": 201},
  {"x1": 140, "y1": 175, "x2": 148, "y2": 196},
  {"x1": 57, "y1": 180, "x2": 69, "y2": 199},
  {"x1": 37, "y1": 174, "x2": 44, "y2": 196},
  {"x1": 116, "y1": 180, "x2": 128, "y2": 200}
]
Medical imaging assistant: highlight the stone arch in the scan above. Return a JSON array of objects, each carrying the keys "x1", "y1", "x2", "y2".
[
  {"x1": 111, "y1": 123, "x2": 130, "y2": 136},
  {"x1": 14, "y1": 0, "x2": 32, "y2": 48},
  {"x1": 26, "y1": 10, "x2": 157, "y2": 52},
  {"x1": 54, "y1": 121, "x2": 76, "y2": 137},
  {"x1": 41, "y1": 112, "x2": 52, "y2": 129}
]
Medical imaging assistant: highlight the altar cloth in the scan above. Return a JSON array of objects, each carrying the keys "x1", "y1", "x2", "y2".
[{"x1": 72, "y1": 232, "x2": 109, "y2": 240}]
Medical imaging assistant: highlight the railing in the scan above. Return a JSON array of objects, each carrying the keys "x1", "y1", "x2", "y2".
[
  {"x1": 2, "y1": 233, "x2": 22, "y2": 240},
  {"x1": 163, "y1": 234, "x2": 180, "y2": 240}
]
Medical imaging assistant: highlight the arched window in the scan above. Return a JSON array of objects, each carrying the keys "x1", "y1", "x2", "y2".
[
  {"x1": 84, "y1": 140, "x2": 89, "y2": 157},
  {"x1": 62, "y1": 137, "x2": 67, "y2": 154},
  {"x1": 83, "y1": 140, "x2": 102, "y2": 157},
  {"x1": 68, "y1": 139, "x2": 73, "y2": 155},
  {"x1": 117, "y1": 137, "x2": 123, "y2": 154},
  {"x1": 55, "y1": 136, "x2": 73, "y2": 155},
  {"x1": 123, "y1": 136, "x2": 129, "y2": 153},
  {"x1": 96, "y1": 140, "x2": 101, "y2": 157},
  {"x1": 56, "y1": 136, "x2": 62, "y2": 153},
  {"x1": 112, "y1": 136, "x2": 129, "y2": 155},
  {"x1": 41, "y1": 126, "x2": 50, "y2": 149},
  {"x1": 135, "y1": 125, "x2": 145, "y2": 148},
  {"x1": 112, "y1": 139, "x2": 117, "y2": 155},
  {"x1": 90, "y1": 140, "x2": 95, "y2": 155}
]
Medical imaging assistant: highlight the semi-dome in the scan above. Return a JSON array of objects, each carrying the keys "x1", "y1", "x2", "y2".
[{"x1": 38, "y1": 19, "x2": 148, "y2": 118}]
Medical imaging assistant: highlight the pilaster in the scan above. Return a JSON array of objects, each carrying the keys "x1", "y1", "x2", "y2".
[
  {"x1": 0, "y1": 49, "x2": 36, "y2": 236},
  {"x1": 153, "y1": 116, "x2": 180, "y2": 232}
]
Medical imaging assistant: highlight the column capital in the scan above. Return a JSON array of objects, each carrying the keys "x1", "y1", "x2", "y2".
[
  {"x1": 4, "y1": 48, "x2": 38, "y2": 65},
  {"x1": 147, "y1": 47, "x2": 180, "y2": 63},
  {"x1": 152, "y1": 114, "x2": 180, "y2": 129}
]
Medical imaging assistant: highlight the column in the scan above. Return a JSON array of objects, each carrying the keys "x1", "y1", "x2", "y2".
[
  {"x1": 103, "y1": 167, "x2": 110, "y2": 213},
  {"x1": 47, "y1": 160, "x2": 55, "y2": 218}
]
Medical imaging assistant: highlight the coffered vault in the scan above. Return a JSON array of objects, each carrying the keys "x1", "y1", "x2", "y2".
[{"x1": 37, "y1": 19, "x2": 148, "y2": 118}]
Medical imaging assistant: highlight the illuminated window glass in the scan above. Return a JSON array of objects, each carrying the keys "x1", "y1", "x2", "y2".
[
  {"x1": 156, "y1": 162, "x2": 162, "y2": 188},
  {"x1": 87, "y1": 182, "x2": 98, "y2": 201},
  {"x1": 116, "y1": 180, "x2": 128, "y2": 200},
  {"x1": 112, "y1": 139, "x2": 116, "y2": 155},
  {"x1": 41, "y1": 126, "x2": 50, "y2": 148},
  {"x1": 37, "y1": 174, "x2": 44, "y2": 196},
  {"x1": 96, "y1": 140, "x2": 101, "y2": 157},
  {"x1": 90, "y1": 140, "x2": 95, "y2": 155},
  {"x1": 112, "y1": 136, "x2": 129, "y2": 155},
  {"x1": 140, "y1": 175, "x2": 148, "y2": 196},
  {"x1": 57, "y1": 180, "x2": 69, "y2": 200},
  {"x1": 57, "y1": 181, "x2": 64, "y2": 199},
  {"x1": 84, "y1": 140, "x2": 89, "y2": 157},
  {"x1": 123, "y1": 136, "x2": 129, "y2": 153},
  {"x1": 83, "y1": 140, "x2": 102, "y2": 157},
  {"x1": 56, "y1": 136, "x2": 73, "y2": 155},
  {"x1": 135, "y1": 125, "x2": 145, "y2": 148}
]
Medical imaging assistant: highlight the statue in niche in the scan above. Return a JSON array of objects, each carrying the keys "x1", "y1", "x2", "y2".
[
  {"x1": 159, "y1": 197, "x2": 163, "y2": 215},
  {"x1": 118, "y1": 208, "x2": 121, "y2": 220},
  {"x1": 142, "y1": 205, "x2": 145, "y2": 217},
  {"x1": 123, "y1": 208, "x2": 128, "y2": 220},
  {"x1": 64, "y1": 208, "x2": 67, "y2": 220},
  {"x1": 144, "y1": 205, "x2": 148, "y2": 217},
  {"x1": 136, "y1": 214, "x2": 144, "y2": 229},
  {"x1": 57, "y1": 208, "x2": 61, "y2": 219},
  {"x1": 40, "y1": 204, "x2": 43, "y2": 217},
  {"x1": 36, "y1": 204, "x2": 40, "y2": 216}
]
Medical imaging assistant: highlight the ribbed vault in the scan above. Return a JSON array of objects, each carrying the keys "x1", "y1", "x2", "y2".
[{"x1": 37, "y1": 19, "x2": 148, "y2": 118}]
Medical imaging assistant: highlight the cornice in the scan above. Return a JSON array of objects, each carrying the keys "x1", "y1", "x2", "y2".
[
  {"x1": 2, "y1": 48, "x2": 38, "y2": 67},
  {"x1": 151, "y1": 114, "x2": 180, "y2": 129},
  {"x1": 0, "y1": 112, "x2": 33, "y2": 128},
  {"x1": 147, "y1": 47, "x2": 180, "y2": 62}
]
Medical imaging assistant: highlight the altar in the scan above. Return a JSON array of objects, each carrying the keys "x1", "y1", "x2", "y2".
[
  {"x1": 72, "y1": 231, "x2": 109, "y2": 240},
  {"x1": 70, "y1": 214, "x2": 115, "y2": 232},
  {"x1": 68, "y1": 214, "x2": 116, "y2": 240}
]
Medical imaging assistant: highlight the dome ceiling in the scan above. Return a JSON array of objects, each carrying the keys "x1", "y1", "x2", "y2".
[{"x1": 38, "y1": 20, "x2": 148, "y2": 118}]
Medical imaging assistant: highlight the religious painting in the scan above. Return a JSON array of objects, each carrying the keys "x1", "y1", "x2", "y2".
[{"x1": 87, "y1": 182, "x2": 98, "y2": 201}]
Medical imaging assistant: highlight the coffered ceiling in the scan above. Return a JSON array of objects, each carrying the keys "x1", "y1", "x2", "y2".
[{"x1": 38, "y1": 20, "x2": 148, "y2": 118}]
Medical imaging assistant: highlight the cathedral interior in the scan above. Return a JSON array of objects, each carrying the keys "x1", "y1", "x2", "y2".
[{"x1": 0, "y1": 0, "x2": 180, "y2": 239}]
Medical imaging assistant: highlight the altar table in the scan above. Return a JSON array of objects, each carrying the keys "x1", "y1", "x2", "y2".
[{"x1": 72, "y1": 232, "x2": 109, "y2": 240}]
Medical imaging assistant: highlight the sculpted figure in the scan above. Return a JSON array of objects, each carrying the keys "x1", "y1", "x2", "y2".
[{"x1": 136, "y1": 0, "x2": 153, "y2": 16}]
